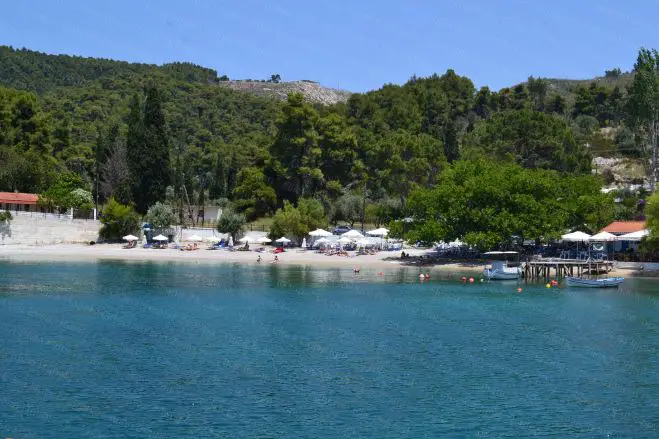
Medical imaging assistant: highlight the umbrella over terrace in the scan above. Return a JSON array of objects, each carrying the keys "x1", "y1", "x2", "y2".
[
  {"x1": 618, "y1": 229, "x2": 650, "y2": 241},
  {"x1": 342, "y1": 229, "x2": 364, "y2": 239},
  {"x1": 589, "y1": 231, "x2": 617, "y2": 242},
  {"x1": 561, "y1": 231, "x2": 591, "y2": 242},
  {"x1": 309, "y1": 229, "x2": 332, "y2": 237}
]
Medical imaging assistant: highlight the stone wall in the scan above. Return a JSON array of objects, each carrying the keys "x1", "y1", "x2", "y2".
[{"x1": 0, "y1": 215, "x2": 100, "y2": 245}]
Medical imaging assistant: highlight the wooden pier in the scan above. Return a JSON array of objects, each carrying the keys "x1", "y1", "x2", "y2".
[{"x1": 523, "y1": 259, "x2": 615, "y2": 280}]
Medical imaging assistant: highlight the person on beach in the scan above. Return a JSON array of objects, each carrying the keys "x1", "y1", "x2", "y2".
[
  {"x1": 272, "y1": 255, "x2": 279, "y2": 264},
  {"x1": 257, "y1": 255, "x2": 262, "y2": 263}
]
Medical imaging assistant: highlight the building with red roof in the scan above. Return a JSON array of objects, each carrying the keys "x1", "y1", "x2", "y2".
[
  {"x1": 0, "y1": 192, "x2": 41, "y2": 212},
  {"x1": 600, "y1": 221, "x2": 647, "y2": 236}
]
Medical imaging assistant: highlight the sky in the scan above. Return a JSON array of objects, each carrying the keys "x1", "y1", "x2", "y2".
[{"x1": 1, "y1": 0, "x2": 658, "y2": 92}]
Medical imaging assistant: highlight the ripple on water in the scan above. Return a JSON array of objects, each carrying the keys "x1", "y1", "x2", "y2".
[{"x1": 0, "y1": 260, "x2": 659, "y2": 438}]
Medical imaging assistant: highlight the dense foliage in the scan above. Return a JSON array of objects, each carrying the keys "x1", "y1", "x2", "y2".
[
  {"x1": 405, "y1": 160, "x2": 614, "y2": 249},
  {"x1": 98, "y1": 198, "x2": 140, "y2": 241},
  {"x1": 1, "y1": 45, "x2": 657, "y2": 247}
]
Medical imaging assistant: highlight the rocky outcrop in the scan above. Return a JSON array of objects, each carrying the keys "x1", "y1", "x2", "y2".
[{"x1": 219, "y1": 80, "x2": 351, "y2": 105}]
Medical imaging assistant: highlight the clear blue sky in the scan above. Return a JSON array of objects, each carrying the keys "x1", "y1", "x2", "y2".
[{"x1": 1, "y1": 0, "x2": 657, "y2": 92}]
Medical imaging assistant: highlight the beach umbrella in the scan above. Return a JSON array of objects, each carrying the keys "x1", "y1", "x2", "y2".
[
  {"x1": 123, "y1": 234, "x2": 138, "y2": 241},
  {"x1": 309, "y1": 228, "x2": 332, "y2": 237},
  {"x1": 153, "y1": 234, "x2": 168, "y2": 241},
  {"x1": 618, "y1": 229, "x2": 649, "y2": 241},
  {"x1": 275, "y1": 237, "x2": 291, "y2": 243},
  {"x1": 342, "y1": 229, "x2": 364, "y2": 239},
  {"x1": 238, "y1": 236, "x2": 256, "y2": 243},
  {"x1": 315, "y1": 237, "x2": 329, "y2": 247},
  {"x1": 561, "y1": 231, "x2": 591, "y2": 242},
  {"x1": 356, "y1": 238, "x2": 372, "y2": 247},
  {"x1": 589, "y1": 231, "x2": 617, "y2": 242},
  {"x1": 256, "y1": 236, "x2": 272, "y2": 243},
  {"x1": 206, "y1": 236, "x2": 221, "y2": 243},
  {"x1": 187, "y1": 235, "x2": 203, "y2": 242},
  {"x1": 366, "y1": 228, "x2": 389, "y2": 237},
  {"x1": 301, "y1": 238, "x2": 307, "y2": 248}
]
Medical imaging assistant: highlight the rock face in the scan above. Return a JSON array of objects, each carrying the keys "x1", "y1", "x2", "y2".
[
  {"x1": 593, "y1": 156, "x2": 650, "y2": 188},
  {"x1": 219, "y1": 80, "x2": 351, "y2": 105}
]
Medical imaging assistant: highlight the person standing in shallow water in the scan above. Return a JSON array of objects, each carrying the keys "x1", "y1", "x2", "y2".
[{"x1": 257, "y1": 255, "x2": 262, "y2": 263}]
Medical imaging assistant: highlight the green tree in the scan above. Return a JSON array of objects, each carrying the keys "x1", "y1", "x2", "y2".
[
  {"x1": 269, "y1": 93, "x2": 322, "y2": 201},
  {"x1": 269, "y1": 198, "x2": 326, "y2": 242},
  {"x1": 145, "y1": 201, "x2": 176, "y2": 229},
  {"x1": 216, "y1": 208, "x2": 245, "y2": 241},
  {"x1": 99, "y1": 197, "x2": 140, "y2": 241},
  {"x1": 628, "y1": 48, "x2": 659, "y2": 188},
  {"x1": 232, "y1": 167, "x2": 276, "y2": 220},
  {"x1": 127, "y1": 86, "x2": 171, "y2": 213}
]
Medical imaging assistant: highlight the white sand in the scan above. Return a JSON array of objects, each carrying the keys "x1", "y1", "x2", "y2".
[{"x1": 0, "y1": 244, "x2": 645, "y2": 277}]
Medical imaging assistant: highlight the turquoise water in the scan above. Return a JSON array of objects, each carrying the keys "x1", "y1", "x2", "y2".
[{"x1": 1, "y1": 261, "x2": 659, "y2": 438}]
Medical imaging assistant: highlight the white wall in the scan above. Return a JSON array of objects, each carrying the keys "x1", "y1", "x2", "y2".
[{"x1": 0, "y1": 215, "x2": 100, "y2": 245}]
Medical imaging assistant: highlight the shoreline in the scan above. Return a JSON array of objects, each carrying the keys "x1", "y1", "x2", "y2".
[{"x1": 0, "y1": 243, "x2": 653, "y2": 279}]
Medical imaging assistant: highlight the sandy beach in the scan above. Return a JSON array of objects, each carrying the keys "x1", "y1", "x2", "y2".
[
  {"x1": 1, "y1": 243, "x2": 651, "y2": 279},
  {"x1": 0, "y1": 243, "x2": 488, "y2": 274}
]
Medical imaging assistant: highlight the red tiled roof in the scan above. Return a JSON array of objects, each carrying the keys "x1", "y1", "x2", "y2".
[
  {"x1": 600, "y1": 221, "x2": 646, "y2": 235},
  {"x1": 0, "y1": 192, "x2": 39, "y2": 205}
]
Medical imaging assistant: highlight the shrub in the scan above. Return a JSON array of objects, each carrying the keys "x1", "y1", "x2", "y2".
[{"x1": 99, "y1": 198, "x2": 140, "y2": 241}]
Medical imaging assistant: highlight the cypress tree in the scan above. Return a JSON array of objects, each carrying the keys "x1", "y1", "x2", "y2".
[{"x1": 126, "y1": 87, "x2": 171, "y2": 213}]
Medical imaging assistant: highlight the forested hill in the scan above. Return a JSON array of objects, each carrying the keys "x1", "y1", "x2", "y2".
[
  {"x1": 1, "y1": 45, "x2": 656, "y2": 249},
  {"x1": 0, "y1": 46, "x2": 349, "y2": 104},
  {"x1": 0, "y1": 46, "x2": 219, "y2": 93}
]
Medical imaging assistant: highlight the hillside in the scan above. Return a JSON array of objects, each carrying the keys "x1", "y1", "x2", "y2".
[
  {"x1": 0, "y1": 46, "x2": 349, "y2": 105},
  {"x1": 220, "y1": 80, "x2": 351, "y2": 105}
]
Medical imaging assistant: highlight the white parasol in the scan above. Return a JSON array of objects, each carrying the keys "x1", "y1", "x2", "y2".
[
  {"x1": 275, "y1": 237, "x2": 291, "y2": 243},
  {"x1": 238, "y1": 236, "x2": 256, "y2": 243},
  {"x1": 342, "y1": 229, "x2": 364, "y2": 239},
  {"x1": 256, "y1": 236, "x2": 272, "y2": 243},
  {"x1": 589, "y1": 231, "x2": 617, "y2": 242},
  {"x1": 153, "y1": 234, "x2": 168, "y2": 241},
  {"x1": 617, "y1": 229, "x2": 649, "y2": 241},
  {"x1": 123, "y1": 234, "x2": 138, "y2": 241},
  {"x1": 309, "y1": 228, "x2": 332, "y2": 237},
  {"x1": 561, "y1": 231, "x2": 591, "y2": 242},
  {"x1": 187, "y1": 235, "x2": 203, "y2": 242}
]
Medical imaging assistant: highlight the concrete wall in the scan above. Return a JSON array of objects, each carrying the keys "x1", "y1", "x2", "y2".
[{"x1": 0, "y1": 215, "x2": 100, "y2": 245}]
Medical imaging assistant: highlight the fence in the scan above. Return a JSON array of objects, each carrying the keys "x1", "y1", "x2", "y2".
[{"x1": 4, "y1": 208, "x2": 97, "y2": 221}]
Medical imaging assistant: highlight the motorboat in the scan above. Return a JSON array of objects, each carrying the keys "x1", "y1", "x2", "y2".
[
  {"x1": 565, "y1": 277, "x2": 624, "y2": 288},
  {"x1": 483, "y1": 252, "x2": 523, "y2": 280}
]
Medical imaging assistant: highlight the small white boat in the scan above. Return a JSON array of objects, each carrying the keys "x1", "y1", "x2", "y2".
[
  {"x1": 566, "y1": 277, "x2": 624, "y2": 288},
  {"x1": 483, "y1": 261, "x2": 522, "y2": 280}
]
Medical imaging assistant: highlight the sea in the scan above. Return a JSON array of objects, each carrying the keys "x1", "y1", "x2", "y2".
[{"x1": 1, "y1": 260, "x2": 659, "y2": 438}]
